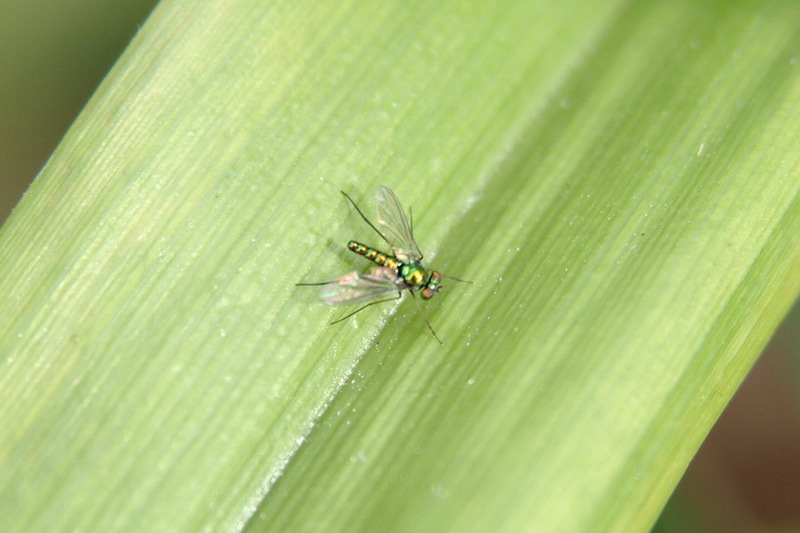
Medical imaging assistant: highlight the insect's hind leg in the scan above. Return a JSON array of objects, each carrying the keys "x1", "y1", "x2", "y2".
[
  {"x1": 330, "y1": 292, "x2": 402, "y2": 324},
  {"x1": 340, "y1": 191, "x2": 391, "y2": 246}
]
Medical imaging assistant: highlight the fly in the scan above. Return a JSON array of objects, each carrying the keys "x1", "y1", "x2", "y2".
[{"x1": 297, "y1": 185, "x2": 470, "y2": 343}]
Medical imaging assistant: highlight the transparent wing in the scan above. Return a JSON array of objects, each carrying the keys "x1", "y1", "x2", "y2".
[
  {"x1": 375, "y1": 185, "x2": 423, "y2": 263},
  {"x1": 319, "y1": 267, "x2": 402, "y2": 306}
]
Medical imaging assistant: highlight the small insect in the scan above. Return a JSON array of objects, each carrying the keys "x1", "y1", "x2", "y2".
[{"x1": 297, "y1": 185, "x2": 470, "y2": 343}]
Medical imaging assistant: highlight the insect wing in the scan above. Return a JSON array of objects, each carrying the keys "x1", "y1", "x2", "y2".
[
  {"x1": 319, "y1": 267, "x2": 400, "y2": 306},
  {"x1": 375, "y1": 185, "x2": 423, "y2": 263}
]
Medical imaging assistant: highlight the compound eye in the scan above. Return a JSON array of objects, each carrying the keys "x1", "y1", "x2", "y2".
[{"x1": 421, "y1": 271, "x2": 442, "y2": 299}]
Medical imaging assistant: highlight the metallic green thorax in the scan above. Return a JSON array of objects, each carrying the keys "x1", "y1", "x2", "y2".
[{"x1": 347, "y1": 240, "x2": 441, "y2": 299}]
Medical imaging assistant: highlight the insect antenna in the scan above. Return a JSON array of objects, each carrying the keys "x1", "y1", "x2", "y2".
[
  {"x1": 340, "y1": 191, "x2": 392, "y2": 247},
  {"x1": 439, "y1": 273, "x2": 473, "y2": 284}
]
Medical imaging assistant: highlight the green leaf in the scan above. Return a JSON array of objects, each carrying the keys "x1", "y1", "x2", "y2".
[{"x1": 1, "y1": 1, "x2": 798, "y2": 532}]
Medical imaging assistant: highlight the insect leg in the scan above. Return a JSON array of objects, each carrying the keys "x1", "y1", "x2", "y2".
[
  {"x1": 409, "y1": 291, "x2": 443, "y2": 345},
  {"x1": 329, "y1": 292, "x2": 402, "y2": 324},
  {"x1": 340, "y1": 191, "x2": 392, "y2": 247}
]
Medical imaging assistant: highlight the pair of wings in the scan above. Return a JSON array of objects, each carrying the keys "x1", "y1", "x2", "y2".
[
  {"x1": 320, "y1": 186, "x2": 424, "y2": 306},
  {"x1": 319, "y1": 267, "x2": 402, "y2": 306},
  {"x1": 374, "y1": 185, "x2": 423, "y2": 264}
]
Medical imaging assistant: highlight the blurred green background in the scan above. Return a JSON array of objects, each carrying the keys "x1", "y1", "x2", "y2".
[
  {"x1": 1, "y1": 2, "x2": 797, "y2": 531},
  {"x1": 0, "y1": 0, "x2": 158, "y2": 219}
]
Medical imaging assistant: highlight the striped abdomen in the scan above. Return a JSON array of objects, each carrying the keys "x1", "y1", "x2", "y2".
[
  {"x1": 347, "y1": 241, "x2": 401, "y2": 271},
  {"x1": 347, "y1": 240, "x2": 439, "y2": 298}
]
